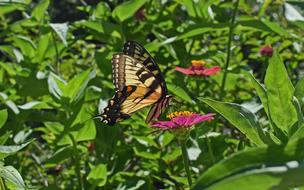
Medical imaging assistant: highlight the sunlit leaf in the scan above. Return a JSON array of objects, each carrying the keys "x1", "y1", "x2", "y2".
[
  {"x1": 47, "y1": 72, "x2": 66, "y2": 100},
  {"x1": 285, "y1": 2, "x2": 304, "y2": 21},
  {"x1": 0, "y1": 165, "x2": 25, "y2": 189},
  {"x1": 34, "y1": 33, "x2": 51, "y2": 62},
  {"x1": 0, "y1": 140, "x2": 33, "y2": 159},
  {"x1": 0, "y1": 93, "x2": 20, "y2": 114},
  {"x1": 195, "y1": 161, "x2": 304, "y2": 190},
  {"x1": 177, "y1": 23, "x2": 228, "y2": 40},
  {"x1": 248, "y1": 73, "x2": 269, "y2": 116},
  {"x1": 265, "y1": 52, "x2": 297, "y2": 133},
  {"x1": 167, "y1": 83, "x2": 193, "y2": 103},
  {"x1": 199, "y1": 98, "x2": 268, "y2": 146},
  {"x1": 32, "y1": 0, "x2": 49, "y2": 21},
  {"x1": 193, "y1": 138, "x2": 304, "y2": 189},
  {"x1": 63, "y1": 68, "x2": 96, "y2": 104},
  {"x1": 87, "y1": 164, "x2": 107, "y2": 187},
  {"x1": 18, "y1": 101, "x2": 50, "y2": 110},
  {"x1": 50, "y1": 23, "x2": 69, "y2": 46},
  {"x1": 12, "y1": 35, "x2": 36, "y2": 58}
]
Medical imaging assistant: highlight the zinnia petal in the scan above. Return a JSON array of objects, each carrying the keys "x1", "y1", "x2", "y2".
[
  {"x1": 152, "y1": 120, "x2": 176, "y2": 129},
  {"x1": 175, "y1": 66, "x2": 195, "y2": 75},
  {"x1": 202, "y1": 66, "x2": 221, "y2": 75},
  {"x1": 188, "y1": 113, "x2": 215, "y2": 125}
]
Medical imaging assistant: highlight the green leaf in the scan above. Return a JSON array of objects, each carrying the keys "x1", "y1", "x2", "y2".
[
  {"x1": 290, "y1": 124, "x2": 304, "y2": 141},
  {"x1": 63, "y1": 68, "x2": 96, "y2": 104},
  {"x1": 18, "y1": 101, "x2": 50, "y2": 110},
  {"x1": 167, "y1": 83, "x2": 193, "y2": 103},
  {"x1": 93, "y1": 2, "x2": 111, "y2": 19},
  {"x1": 175, "y1": 0, "x2": 197, "y2": 17},
  {"x1": 238, "y1": 19, "x2": 291, "y2": 37},
  {"x1": 0, "y1": 109, "x2": 8, "y2": 129},
  {"x1": 285, "y1": 2, "x2": 304, "y2": 21},
  {"x1": 45, "y1": 146, "x2": 76, "y2": 164},
  {"x1": 193, "y1": 138, "x2": 304, "y2": 189},
  {"x1": 0, "y1": 0, "x2": 28, "y2": 4},
  {"x1": 34, "y1": 33, "x2": 51, "y2": 63},
  {"x1": 0, "y1": 131, "x2": 11, "y2": 145},
  {"x1": 195, "y1": 161, "x2": 304, "y2": 190},
  {"x1": 292, "y1": 96, "x2": 304, "y2": 129},
  {"x1": 47, "y1": 72, "x2": 66, "y2": 100},
  {"x1": 0, "y1": 93, "x2": 19, "y2": 114},
  {"x1": 76, "y1": 20, "x2": 105, "y2": 33},
  {"x1": 177, "y1": 23, "x2": 228, "y2": 40},
  {"x1": 199, "y1": 98, "x2": 266, "y2": 146},
  {"x1": 265, "y1": 52, "x2": 297, "y2": 133},
  {"x1": 0, "y1": 165, "x2": 25, "y2": 189},
  {"x1": 133, "y1": 147, "x2": 160, "y2": 160},
  {"x1": 12, "y1": 35, "x2": 36, "y2": 58},
  {"x1": 112, "y1": 0, "x2": 147, "y2": 22},
  {"x1": 295, "y1": 77, "x2": 304, "y2": 106},
  {"x1": 87, "y1": 164, "x2": 107, "y2": 187},
  {"x1": 32, "y1": 0, "x2": 49, "y2": 22},
  {"x1": 74, "y1": 116, "x2": 96, "y2": 142},
  {"x1": 248, "y1": 73, "x2": 269, "y2": 116},
  {"x1": 0, "y1": 140, "x2": 33, "y2": 159},
  {"x1": 290, "y1": 97, "x2": 304, "y2": 140},
  {"x1": 262, "y1": 20, "x2": 292, "y2": 37},
  {"x1": 50, "y1": 23, "x2": 68, "y2": 46}
]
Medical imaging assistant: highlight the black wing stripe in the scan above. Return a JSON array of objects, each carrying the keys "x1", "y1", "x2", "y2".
[{"x1": 123, "y1": 41, "x2": 167, "y2": 91}]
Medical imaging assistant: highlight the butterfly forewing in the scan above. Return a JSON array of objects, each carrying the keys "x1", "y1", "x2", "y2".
[
  {"x1": 123, "y1": 41, "x2": 167, "y2": 91},
  {"x1": 112, "y1": 53, "x2": 162, "y2": 94},
  {"x1": 99, "y1": 41, "x2": 170, "y2": 125}
]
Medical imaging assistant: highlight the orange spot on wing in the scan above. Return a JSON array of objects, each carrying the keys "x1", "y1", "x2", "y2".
[{"x1": 127, "y1": 86, "x2": 133, "y2": 92}]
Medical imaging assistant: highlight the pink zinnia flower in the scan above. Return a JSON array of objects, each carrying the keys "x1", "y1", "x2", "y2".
[
  {"x1": 175, "y1": 60, "x2": 221, "y2": 76},
  {"x1": 259, "y1": 45, "x2": 273, "y2": 57},
  {"x1": 152, "y1": 111, "x2": 215, "y2": 130}
]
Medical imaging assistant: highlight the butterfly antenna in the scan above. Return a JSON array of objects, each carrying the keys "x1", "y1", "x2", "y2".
[
  {"x1": 80, "y1": 110, "x2": 102, "y2": 124},
  {"x1": 146, "y1": 128, "x2": 163, "y2": 136}
]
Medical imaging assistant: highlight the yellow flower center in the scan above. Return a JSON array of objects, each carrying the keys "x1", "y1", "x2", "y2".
[
  {"x1": 167, "y1": 111, "x2": 193, "y2": 119},
  {"x1": 191, "y1": 60, "x2": 205, "y2": 67}
]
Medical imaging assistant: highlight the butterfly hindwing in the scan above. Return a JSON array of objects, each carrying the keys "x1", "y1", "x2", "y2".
[
  {"x1": 100, "y1": 85, "x2": 161, "y2": 125},
  {"x1": 146, "y1": 96, "x2": 171, "y2": 124},
  {"x1": 99, "y1": 87, "x2": 133, "y2": 125}
]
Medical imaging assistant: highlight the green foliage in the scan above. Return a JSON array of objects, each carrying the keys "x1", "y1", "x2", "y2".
[
  {"x1": 0, "y1": 0, "x2": 304, "y2": 189},
  {"x1": 194, "y1": 138, "x2": 304, "y2": 190},
  {"x1": 265, "y1": 52, "x2": 297, "y2": 134},
  {"x1": 112, "y1": 0, "x2": 148, "y2": 22}
]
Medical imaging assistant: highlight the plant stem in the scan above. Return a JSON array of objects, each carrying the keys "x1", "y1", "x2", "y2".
[
  {"x1": 50, "y1": 0, "x2": 60, "y2": 74},
  {"x1": 206, "y1": 135, "x2": 215, "y2": 164},
  {"x1": 180, "y1": 139, "x2": 192, "y2": 187},
  {"x1": 182, "y1": 40, "x2": 195, "y2": 66},
  {"x1": 219, "y1": 0, "x2": 240, "y2": 100},
  {"x1": 258, "y1": 0, "x2": 272, "y2": 18},
  {"x1": 69, "y1": 134, "x2": 84, "y2": 190},
  {"x1": 51, "y1": 31, "x2": 60, "y2": 74},
  {"x1": 0, "y1": 177, "x2": 6, "y2": 190}
]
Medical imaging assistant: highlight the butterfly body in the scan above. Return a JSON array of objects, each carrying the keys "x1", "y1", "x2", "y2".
[{"x1": 99, "y1": 41, "x2": 171, "y2": 125}]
